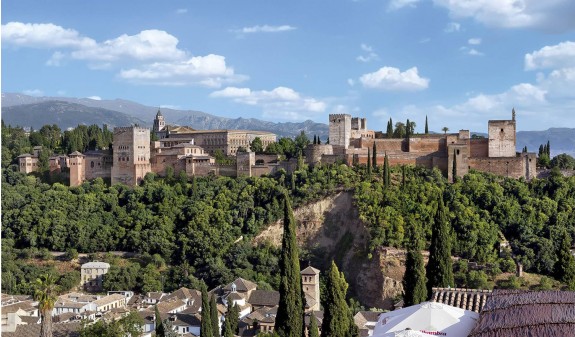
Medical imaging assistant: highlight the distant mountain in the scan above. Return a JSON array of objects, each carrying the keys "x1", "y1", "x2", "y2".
[
  {"x1": 517, "y1": 128, "x2": 575, "y2": 157},
  {"x1": 1, "y1": 93, "x2": 329, "y2": 138},
  {"x1": 2, "y1": 101, "x2": 147, "y2": 130}
]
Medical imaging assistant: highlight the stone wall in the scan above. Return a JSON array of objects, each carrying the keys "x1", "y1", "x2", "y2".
[
  {"x1": 329, "y1": 114, "x2": 352, "y2": 148},
  {"x1": 469, "y1": 153, "x2": 535, "y2": 179},
  {"x1": 488, "y1": 120, "x2": 516, "y2": 157},
  {"x1": 470, "y1": 139, "x2": 489, "y2": 158},
  {"x1": 305, "y1": 144, "x2": 334, "y2": 165}
]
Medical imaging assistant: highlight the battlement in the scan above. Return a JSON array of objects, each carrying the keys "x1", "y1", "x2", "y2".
[
  {"x1": 329, "y1": 114, "x2": 351, "y2": 121},
  {"x1": 113, "y1": 126, "x2": 149, "y2": 133}
]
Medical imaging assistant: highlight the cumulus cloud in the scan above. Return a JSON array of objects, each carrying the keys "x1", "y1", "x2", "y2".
[
  {"x1": 433, "y1": 0, "x2": 575, "y2": 31},
  {"x1": 468, "y1": 38, "x2": 482, "y2": 45},
  {"x1": 525, "y1": 41, "x2": 575, "y2": 70},
  {"x1": 2, "y1": 21, "x2": 246, "y2": 87},
  {"x1": 119, "y1": 54, "x2": 247, "y2": 87},
  {"x1": 388, "y1": 0, "x2": 421, "y2": 11},
  {"x1": 359, "y1": 66, "x2": 429, "y2": 91},
  {"x1": 460, "y1": 46, "x2": 484, "y2": 56},
  {"x1": 210, "y1": 86, "x2": 327, "y2": 120},
  {"x1": 232, "y1": 25, "x2": 296, "y2": 34},
  {"x1": 356, "y1": 44, "x2": 379, "y2": 62},
  {"x1": 87, "y1": 96, "x2": 101, "y2": 100}
]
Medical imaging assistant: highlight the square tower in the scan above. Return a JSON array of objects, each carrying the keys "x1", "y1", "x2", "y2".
[
  {"x1": 301, "y1": 266, "x2": 320, "y2": 312},
  {"x1": 488, "y1": 119, "x2": 516, "y2": 158},
  {"x1": 329, "y1": 114, "x2": 352, "y2": 149},
  {"x1": 111, "y1": 127, "x2": 151, "y2": 186}
]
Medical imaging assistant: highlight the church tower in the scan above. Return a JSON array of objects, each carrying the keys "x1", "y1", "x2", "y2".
[
  {"x1": 301, "y1": 266, "x2": 321, "y2": 311},
  {"x1": 153, "y1": 109, "x2": 166, "y2": 139}
]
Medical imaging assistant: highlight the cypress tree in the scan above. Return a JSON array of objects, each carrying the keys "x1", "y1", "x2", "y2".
[
  {"x1": 426, "y1": 195, "x2": 454, "y2": 295},
  {"x1": 275, "y1": 196, "x2": 304, "y2": 337},
  {"x1": 321, "y1": 261, "x2": 355, "y2": 337},
  {"x1": 229, "y1": 304, "x2": 239, "y2": 335},
  {"x1": 403, "y1": 230, "x2": 428, "y2": 306},
  {"x1": 155, "y1": 304, "x2": 165, "y2": 337},
  {"x1": 222, "y1": 317, "x2": 233, "y2": 337},
  {"x1": 308, "y1": 312, "x2": 319, "y2": 337},
  {"x1": 200, "y1": 283, "x2": 213, "y2": 337},
  {"x1": 539, "y1": 144, "x2": 544, "y2": 156},
  {"x1": 313, "y1": 135, "x2": 317, "y2": 145},
  {"x1": 387, "y1": 118, "x2": 393, "y2": 138},
  {"x1": 367, "y1": 148, "x2": 372, "y2": 176},
  {"x1": 425, "y1": 115, "x2": 429, "y2": 134},
  {"x1": 406, "y1": 119, "x2": 411, "y2": 139},
  {"x1": 452, "y1": 150, "x2": 457, "y2": 183},
  {"x1": 401, "y1": 165, "x2": 406, "y2": 189},
  {"x1": 383, "y1": 153, "x2": 390, "y2": 188},
  {"x1": 554, "y1": 233, "x2": 575, "y2": 290},
  {"x1": 210, "y1": 294, "x2": 220, "y2": 337},
  {"x1": 372, "y1": 142, "x2": 377, "y2": 170},
  {"x1": 318, "y1": 137, "x2": 321, "y2": 145},
  {"x1": 547, "y1": 140, "x2": 551, "y2": 156}
]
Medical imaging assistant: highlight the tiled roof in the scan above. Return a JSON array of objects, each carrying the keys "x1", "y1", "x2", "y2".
[
  {"x1": 154, "y1": 299, "x2": 187, "y2": 313},
  {"x1": 301, "y1": 266, "x2": 320, "y2": 275},
  {"x1": 2, "y1": 322, "x2": 81, "y2": 337},
  {"x1": 146, "y1": 292, "x2": 165, "y2": 300},
  {"x1": 170, "y1": 313, "x2": 202, "y2": 327},
  {"x1": 92, "y1": 294, "x2": 125, "y2": 307},
  {"x1": 226, "y1": 292, "x2": 245, "y2": 302},
  {"x1": 1, "y1": 301, "x2": 36, "y2": 313},
  {"x1": 20, "y1": 315, "x2": 41, "y2": 324},
  {"x1": 81, "y1": 261, "x2": 110, "y2": 269},
  {"x1": 248, "y1": 290, "x2": 280, "y2": 307},
  {"x1": 431, "y1": 287, "x2": 492, "y2": 313},
  {"x1": 162, "y1": 287, "x2": 201, "y2": 303},
  {"x1": 469, "y1": 290, "x2": 575, "y2": 337},
  {"x1": 224, "y1": 278, "x2": 258, "y2": 293}
]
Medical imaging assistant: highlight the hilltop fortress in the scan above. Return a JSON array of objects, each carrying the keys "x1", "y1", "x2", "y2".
[
  {"x1": 307, "y1": 110, "x2": 536, "y2": 181},
  {"x1": 18, "y1": 109, "x2": 536, "y2": 186}
]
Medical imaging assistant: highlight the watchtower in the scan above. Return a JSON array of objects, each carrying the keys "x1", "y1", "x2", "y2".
[
  {"x1": 111, "y1": 126, "x2": 151, "y2": 186},
  {"x1": 301, "y1": 266, "x2": 320, "y2": 311},
  {"x1": 69, "y1": 151, "x2": 85, "y2": 187},
  {"x1": 329, "y1": 114, "x2": 352, "y2": 149},
  {"x1": 488, "y1": 110, "x2": 516, "y2": 158}
]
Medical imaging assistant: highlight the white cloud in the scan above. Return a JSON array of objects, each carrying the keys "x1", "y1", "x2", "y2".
[
  {"x1": 347, "y1": 78, "x2": 356, "y2": 86},
  {"x1": 433, "y1": 0, "x2": 575, "y2": 31},
  {"x1": 525, "y1": 41, "x2": 575, "y2": 70},
  {"x1": 359, "y1": 66, "x2": 429, "y2": 91},
  {"x1": 71, "y1": 29, "x2": 186, "y2": 62},
  {"x1": 468, "y1": 38, "x2": 482, "y2": 45},
  {"x1": 176, "y1": 8, "x2": 188, "y2": 14},
  {"x1": 2, "y1": 22, "x2": 245, "y2": 87},
  {"x1": 460, "y1": 46, "x2": 484, "y2": 56},
  {"x1": 1, "y1": 22, "x2": 95, "y2": 48},
  {"x1": 232, "y1": 25, "x2": 297, "y2": 34},
  {"x1": 23, "y1": 89, "x2": 44, "y2": 96},
  {"x1": 356, "y1": 43, "x2": 379, "y2": 62},
  {"x1": 444, "y1": 22, "x2": 461, "y2": 33},
  {"x1": 86, "y1": 96, "x2": 101, "y2": 100},
  {"x1": 210, "y1": 86, "x2": 327, "y2": 120},
  {"x1": 119, "y1": 54, "x2": 247, "y2": 87},
  {"x1": 388, "y1": 0, "x2": 421, "y2": 11}
]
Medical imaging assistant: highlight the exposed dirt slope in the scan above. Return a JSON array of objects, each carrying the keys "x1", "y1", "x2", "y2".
[{"x1": 254, "y1": 191, "x2": 405, "y2": 309}]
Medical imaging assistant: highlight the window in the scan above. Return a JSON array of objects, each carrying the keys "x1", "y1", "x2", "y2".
[{"x1": 91, "y1": 161, "x2": 94, "y2": 168}]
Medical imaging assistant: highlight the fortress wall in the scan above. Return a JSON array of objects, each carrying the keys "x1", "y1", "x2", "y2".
[
  {"x1": 305, "y1": 144, "x2": 334, "y2": 165},
  {"x1": 469, "y1": 156, "x2": 526, "y2": 179},
  {"x1": 408, "y1": 137, "x2": 444, "y2": 153},
  {"x1": 252, "y1": 165, "x2": 276, "y2": 177},
  {"x1": 371, "y1": 139, "x2": 405, "y2": 153},
  {"x1": 470, "y1": 139, "x2": 489, "y2": 158},
  {"x1": 488, "y1": 120, "x2": 516, "y2": 157}
]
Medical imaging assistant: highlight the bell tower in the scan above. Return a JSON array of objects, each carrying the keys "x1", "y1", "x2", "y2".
[{"x1": 301, "y1": 266, "x2": 320, "y2": 311}]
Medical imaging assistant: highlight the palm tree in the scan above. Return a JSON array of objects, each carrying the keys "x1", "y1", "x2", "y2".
[
  {"x1": 34, "y1": 273, "x2": 59, "y2": 337},
  {"x1": 442, "y1": 127, "x2": 449, "y2": 135}
]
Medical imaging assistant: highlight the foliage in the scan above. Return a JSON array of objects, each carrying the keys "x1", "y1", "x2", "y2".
[
  {"x1": 320, "y1": 261, "x2": 357, "y2": 337},
  {"x1": 550, "y1": 153, "x2": 575, "y2": 170},
  {"x1": 210, "y1": 294, "x2": 220, "y2": 337},
  {"x1": 275, "y1": 196, "x2": 304, "y2": 337},
  {"x1": 554, "y1": 233, "x2": 575, "y2": 290},
  {"x1": 402, "y1": 233, "x2": 427, "y2": 306},
  {"x1": 34, "y1": 273, "x2": 59, "y2": 337},
  {"x1": 79, "y1": 311, "x2": 143, "y2": 337},
  {"x1": 250, "y1": 137, "x2": 264, "y2": 154},
  {"x1": 308, "y1": 312, "x2": 319, "y2": 337},
  {"x1": 201, "y1": 282, "x2": 214, "y2": 337},
  {"x1": 426, "y1": 194, "x2": 454, "y2": 294}
]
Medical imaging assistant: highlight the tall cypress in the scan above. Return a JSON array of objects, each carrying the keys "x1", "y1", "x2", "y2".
[
  {"x1": 155, "y1": 304, "x2": 165, "y2": 337},
  {"x1": 200, "y1": 283, "x2": 213, "y2": 337},
  {"x1": 406, "y1": 119, "x2": 411, "y2": 139},
  {"x1": 425, "y1": 115, "x2": 429, "y2": 134},
  {"x1": 387, "y1": 118, "x2": 393, "y2": 138},
  {"x1": 452, "y1": 150, "x2": 457, "y2": 183},
  {"x1": 426, "y1": 195, "x2": 454, "y2": 295},
  {"x1": 222, "y1": 317, "x2": 233, "y2": 337},
  {"x1": 401, "y1": 165, "x2": 406, "y2": 189},
  {"x1": 403, "y1": 229, "x2": 428, "y2": 306},
  {"x1": 372, "y1": 142, "x2": 377, "y2": 170},
  {"x1": 321, "y1": 261, "x2": 356, "y2": 337},
  {"x1": 547, "y1": 140, "x2": 551, "y2": 156},
  {"x1": 383, "y1": 153, "x2": 390, "y2": 188},
  {"x1": 308, "y1": 311, "x2": 319, "y2": 337},
  {"x1": 313, "y1": 135, "x2": 317, "y2": 145},
  {"x1": 275, "y1": 196, "x2": 304, "y2": 337},
  {"x1": 554, "y1": 233, "x2": 575, "y2": 290},
  {"x1": 210, "y1": 294, "x2": 220, "y2": 337},
  {"x1": 367, "y1": 149, "x2": 372, "y2": 176},
  {"x1": 222, "y1": 303, "x2": 239, "y2": 337}
]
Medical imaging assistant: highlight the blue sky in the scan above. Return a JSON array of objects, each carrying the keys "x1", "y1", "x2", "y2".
[{"x1": 2, "y1": 0, "x2": 575, "y2": 132}]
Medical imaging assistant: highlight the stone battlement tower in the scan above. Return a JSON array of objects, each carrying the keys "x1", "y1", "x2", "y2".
[
  {"x1": 488, "y1": 110, "x2": 516, "y2": 158},
  {"x1": 111, "y1": 126, "x2": 151, "y2": 186},
  {"x1": 329, "y1": 114, "x2": 352, "y2": 149}
]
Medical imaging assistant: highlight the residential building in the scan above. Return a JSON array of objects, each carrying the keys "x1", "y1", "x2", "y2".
[{"x1": 80, "y1": 261, "x2": 110, "y2": 292}]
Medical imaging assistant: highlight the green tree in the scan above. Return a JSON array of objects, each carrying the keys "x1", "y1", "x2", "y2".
[
  {"x1": 222, "y1": 317, "x2": 233, "y2": 337},
  {"x1": 222, "y1": 303, "x2": 239, "y2": 337},
  {"x1": 372, "y1": 142, "x2": 377, "y2": 170},
  {"x1": 250, "y1": 137, "x2": 264, "y2": 153},
  {"x1": 308, "y1": 311, "x2": 319, "y2": 337},
  {"x1": 275, "y1": 196, "x2": 304, "y2": 337},
  {"x1": 386, "y1": 118, "x2": 393, "y2": 138},
  {"x1": 321, "y1": 261, "x2": 356, "y2": 337},
  {"x1": 442, "y1": 127, "x2": 449, "y2": 135},
  {"x1": 34, "y1": 273, "x2": 59, "y2": 337},
  {"x1": 426, "y1": 195, "x2": 454, "y2": 295},
  {"x1": 367, "y1": 148, "x2": 372, "y2": 176},
  {"x1": 425, "y1": 116, "x2": 429, "y2": 134},
  {"x1": 155, "y1": 304, "x2": 165, "y2": 337},
  {"x1": 393, "y1": 122, "x2": 406, "y2": 139},
  {"x1": 403, "y1": 233, "x2": 427, "y2": 306},
  {"x1": 383, "y1": 153, "x2": 390, "y2": 188},
  {"x1": 210, "y1": 294, "x2": 220, "y2": 337},
  {"x1": 201, "y1": 283, "x2": 214, "y2": 337},
  {"x1": 554, "y1": 233, "x2": 575, "y2": 290},
  {"x1": 452, "y1": 150, "x2": 457, "y2": 183},
  {"x1": 141, "y1": 264, "x2": 162, "y2": 293}
]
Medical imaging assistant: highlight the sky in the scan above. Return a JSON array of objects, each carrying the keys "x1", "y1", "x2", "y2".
[{"x1": 2, "y1": 0, "x2": 575, "y2": 133}]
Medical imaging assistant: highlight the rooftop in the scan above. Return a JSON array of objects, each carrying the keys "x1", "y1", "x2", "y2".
[{"x1": 81, "y1": 261, "x2": 110, "y2": 269}]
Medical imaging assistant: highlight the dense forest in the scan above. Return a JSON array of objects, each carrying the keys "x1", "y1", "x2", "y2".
[{"x1": 2, "y1": 122, "x2": 575, "y2": 300}]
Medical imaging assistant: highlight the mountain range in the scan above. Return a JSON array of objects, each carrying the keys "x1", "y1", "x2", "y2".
[{"x1": 1, "y1": 93, "x2": 574, "y2": 156}]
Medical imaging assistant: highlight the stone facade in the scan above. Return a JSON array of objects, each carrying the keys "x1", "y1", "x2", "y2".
[
  {"x1": 81, "y1": 261, "x2": 110, "y2": 292},
  {"x1": 318, "y1": 111, "x2": 536, "y2": 180},
  {"x1": 111, "y1": 127, "x2": 152, "y2": 186}
]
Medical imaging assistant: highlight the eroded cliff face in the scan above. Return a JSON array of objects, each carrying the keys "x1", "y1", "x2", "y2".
[{"x1": 254, "y1": 191, "x2": 406, "y2": 310}]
